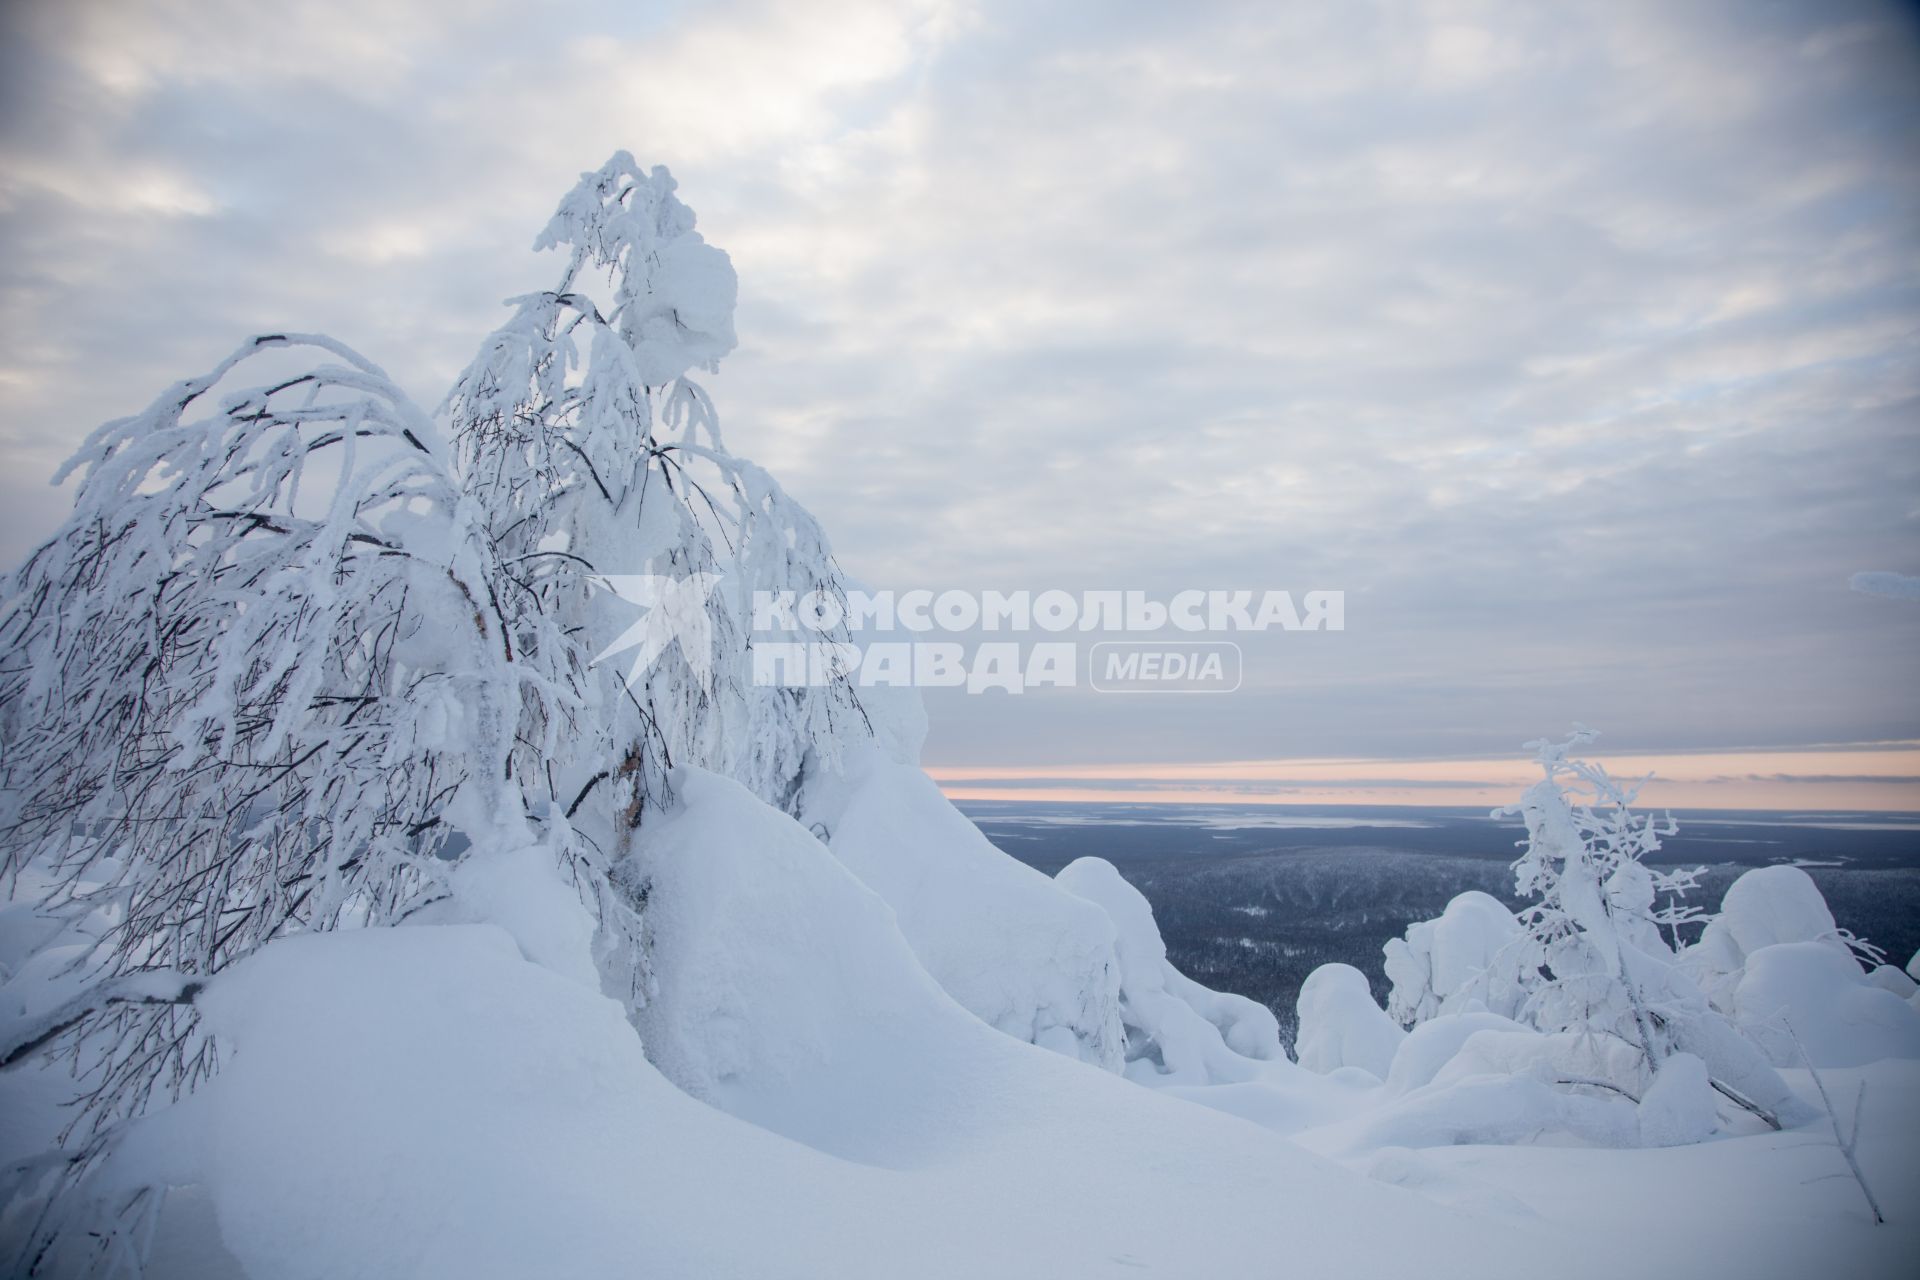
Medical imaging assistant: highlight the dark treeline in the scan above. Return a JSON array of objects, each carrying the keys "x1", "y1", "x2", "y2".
[{"x1": 975, "y1": 807, "x2": 1920, "y2": 1049}]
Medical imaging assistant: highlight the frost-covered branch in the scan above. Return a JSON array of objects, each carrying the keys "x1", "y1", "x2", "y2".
[
  {"x1": 0, "y1": 973, "x2": 202, "y2": 1072},
  {"x1": 0, "y1": 333, "x2": 577, "y2": 1135}
]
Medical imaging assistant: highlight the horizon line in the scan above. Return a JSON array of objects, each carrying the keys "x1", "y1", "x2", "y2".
[{"x1": 927, "y1": 742, "x2": 1920, "y2": 812}]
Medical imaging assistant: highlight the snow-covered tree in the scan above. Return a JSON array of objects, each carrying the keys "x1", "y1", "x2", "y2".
[
  {"x1": 1374, "y1": 730, "x2": 1816, "y2": 1135},
  {"x1": 441, "y1": 154, "x2": 866, "y2": 832},
  {"x1": 1492, "y1": 728, "x2": 1700, "y2": 1061},
  {"x1": 0, "y1": 335, "x2": 570, "y2": 1123},
  {"x1": 0, "y1": 155, "x2": 873, "y2": 1266},
  {"x1": 1489, "y1": 731, "x2": 1814, "y2": 1128}
]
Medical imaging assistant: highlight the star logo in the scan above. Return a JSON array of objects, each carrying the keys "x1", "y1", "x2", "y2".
[{"x1": 588, "y1": 572, "x2": 725, "y2": 690}]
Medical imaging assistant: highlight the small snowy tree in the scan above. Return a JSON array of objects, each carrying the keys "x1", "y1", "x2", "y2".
[
  {"x1": 1494, "y1": 728, "x2": 1698, "y2": 1061},
  {"x1": 1488, "y1": 729, "x2": 1811, "y2": 1129},
  {"x1": 1374, "y1": 730, "x2": 1818, "y2": 1139}
]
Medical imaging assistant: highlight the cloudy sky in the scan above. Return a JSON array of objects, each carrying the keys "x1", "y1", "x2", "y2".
[{"x1": 3, "y1": 0, "x2": 1918, "y2": 807}]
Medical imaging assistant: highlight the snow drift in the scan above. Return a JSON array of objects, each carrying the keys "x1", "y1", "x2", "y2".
[
  {"x1": 1055, "y1": 855, "x2": 1286, "y2": 1084},
  {"x1": 800, "y1": 748, "x2": 1125, "y2": 1070},
  {"x1": 10, "y1": 779, "x2": 1569, "y2": 1280}
]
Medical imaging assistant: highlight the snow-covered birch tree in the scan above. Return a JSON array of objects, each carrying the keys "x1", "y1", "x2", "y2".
[
  {"x1": 0, "y1": 155, "x2": 874, "y2": 1270},
  {"x1": 441, "y1": 154, "x2": 867, "y2": 838}
]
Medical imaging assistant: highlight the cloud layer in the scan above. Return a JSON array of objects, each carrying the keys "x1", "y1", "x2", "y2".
[{"x1": 2, "y1": 0, "x2": 1916, "y2": 782}]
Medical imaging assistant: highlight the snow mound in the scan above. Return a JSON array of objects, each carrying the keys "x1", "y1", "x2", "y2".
[
  {"x1": 1732, "y1": 941, "x2": 1920, "y2": 1068},
  {"x1": 1706, "y1": 865, "x2": 1848, "y2": 965},
  {"x1": 186, "y1": 924, "x2": 724, "y2": 1280},
  {"x1": 1635, "y1": 1052, "x2": 1720, "y2": 1148},
  {"x1": 1335, "y1": 1073, "x2": 1641, "y2": 1151},
  {"x1": 801, "y1": 748, "x2": 1124, "y2": 1068},
  {"x1": 1056, "y1": 856, "x2": 1286, "y2": 1085},
  {"x1": 445, "y1": 844, "x2": 600, "y2": 989},
  {"x1": 628, "y1": 766, "x2": 1001, "y2": 1164},
  {"x1": 1320, "y1": 1034, "x2": 1714, "y2": 1152},
  {"x1": 1866, "y1": 964, "x2": 1917, "y2": 999},
  {"x1": 1295, "y1": 963, "x2": 1405, "y2": 1081},
  {"x1": 1430, "y1": 1028, "x2": 1652, "y2": 1096},
  {"x1": 1383, "y1": 1011, "x2": 1528, "y2": 1094}
]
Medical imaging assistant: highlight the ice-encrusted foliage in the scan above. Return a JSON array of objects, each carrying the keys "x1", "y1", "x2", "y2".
[{"x1": 0, "y1": 158, "x2": 871, "y2": 1262}]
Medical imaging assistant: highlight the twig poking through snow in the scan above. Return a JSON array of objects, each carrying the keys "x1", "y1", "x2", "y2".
[{"x1": 1790, "y1": 1020, "x2": 1885, "y2": 1225}]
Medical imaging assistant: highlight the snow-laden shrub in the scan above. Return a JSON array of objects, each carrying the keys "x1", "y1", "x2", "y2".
[
  {"x1": 0, "y1": 338, "x2": 572, "y2": 1137},
  {"x1": 1340, "y1": 1030, "x2": 1716, "y2": 1153},
  {"x1": 1382, "y1": 890, "x2": 1524, "y2": 1026},
  {"x1": 1679, "y1": 864, "x2": 1864, "y2": 1010},
  {"x1": 1717, "y1": 865, "x2": 1849, "y2": 955},
  {"x1": 1660, "y1": 864, "x2": 1920, "y2": 1068},
  {"x1": 1055, "y1": 856, "x2": 1285, "y2": 1085},
  {"x1": 1730, "y1": 941, "x2": 1920, "y2": 1068},
  {"x1": 1379, "y1": 1010, "x2": 1526, "y2": 1094},
  {"x1": 1293, "y1": 964, "x2": 1404, "y2": 1081}
]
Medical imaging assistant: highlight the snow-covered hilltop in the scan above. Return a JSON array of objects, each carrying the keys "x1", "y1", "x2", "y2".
[{"x1": 1, "y1": 159, "x2": 1916, "y2": 1279}]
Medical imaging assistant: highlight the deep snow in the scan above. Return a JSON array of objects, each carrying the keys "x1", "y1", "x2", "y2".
[{"x1": 5, "y1": 763, "x2": 1915, "y2": 1279}]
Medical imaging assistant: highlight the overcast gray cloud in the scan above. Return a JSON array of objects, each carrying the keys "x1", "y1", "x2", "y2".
[{"x1": 2, "y1": 0, "x2": 1916, "y2": 774}]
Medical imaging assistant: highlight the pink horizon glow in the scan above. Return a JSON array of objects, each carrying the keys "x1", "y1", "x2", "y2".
[{"x1": 928, "y1": 743, "x2": 1920, "y2": 811}]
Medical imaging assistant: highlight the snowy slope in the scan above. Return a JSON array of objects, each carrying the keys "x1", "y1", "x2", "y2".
[
  {"x1": 801, "y1": 747, "x2": 1126, "y2": 1069},
  {"x1": 126, "y1": 772, "x2": 1551, "y2": 1280},
  {"x1": 1353, "y1": 1062, "x2": 1920, "y2": 1280},
  {"x1": 3, "y1": 763, "x2": 1916, "y2": 1279}
]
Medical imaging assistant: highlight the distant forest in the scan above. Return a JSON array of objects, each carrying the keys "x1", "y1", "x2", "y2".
[{"x1": 981, "y1": 811, "x2": 1920, "y2": 1047}]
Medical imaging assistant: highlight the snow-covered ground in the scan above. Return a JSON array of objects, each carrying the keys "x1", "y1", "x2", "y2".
[{"x1": 4, "y1": 758, "x2": 1914, "y2": 1279}]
